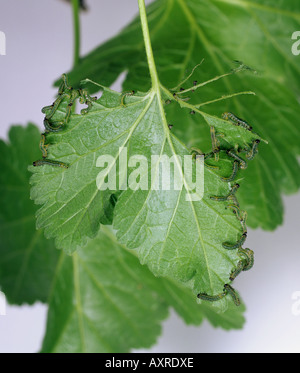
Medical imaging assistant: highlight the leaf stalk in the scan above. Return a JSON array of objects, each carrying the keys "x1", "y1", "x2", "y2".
[{"x1": 137, "y1": 0, "x2": 160, "y2": 90}]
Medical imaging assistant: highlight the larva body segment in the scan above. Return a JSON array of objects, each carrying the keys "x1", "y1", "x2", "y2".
[
  {"x1": 33, "y1": 159, "x2": 69, "y2": 169},
  {"x1": 229, "y1": 261, "x2": 244, "y2": 281},
  {"x1": 222, "y1": 112, "x2": 252, "y2": 131},
  {"x1": 210, "y1": 183, "x2": 240, "y2": 202},
  {"x1": 240, "y1": 211, "x2": 248, "y2": 232},
  {"x1": 246, "y1": 139, "x2": 261, "y2": 160},
  {"x1": 210, "y1": 126, "x2": 220, "y2": 161},
  {"x1": 222, "y1": 232, "x2": 247, "y2": 250},
  {"x1": 58, "y1": 73, "x2": 72, "y2": 94},
  {"x1": 210, "y1": 194, "x2": 228, "y2": 202},
  {"x1": 197, "y1": 291, "x2": 226, "y2": 302},
  {"x1": 227, "y1": 204, "x2": 242, "y2": 221},
  {"x1": 41, "y1": 104, "x2": 54, "y2": 115},
  {"x1": 44, "y1": 118, "x2": 64, "y2": 133},
  {"x1": 120, "y1": 90, "x2": 135, "y2": 107},
  {"x1": 238, "y1": 248, "x2": 254, "y2": 271},
  {"x1": 229, "y1": 183, "x2": 240, "y2": 195},
  {"x1": 79, "y1": 88, "x2": 97, "y2": 115},
  {"x1": 224, "y1": 284, "x2": 240, "y2": 306},
  {"x1": 227, "y1": 150, "x2": 248, "y2": 169},
  {"x1": 43, "y1": 92, "x2": 70, "y2": 121},
  {"x1": 39, "y1": 134, "x2": 49, "y2": 158},
  {"x1": 220, "y1": 160, "x2": 239, "y2": 182},
  {"x1": 226, "y1": 195, "x2": 240, "y2": 208}
]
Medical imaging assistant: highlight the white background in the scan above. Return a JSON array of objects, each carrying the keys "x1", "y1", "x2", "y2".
[{"x1": 0, "y1": 0, "x2": 299, "y2": 353}]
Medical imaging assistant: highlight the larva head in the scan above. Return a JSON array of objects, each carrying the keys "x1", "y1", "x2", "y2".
[
  {"x1": 223, "y1": 284, "x2": 231, "y2": 292},
  {"x1": 255, "y1": 139, "x2": 261, "y2": 144}
]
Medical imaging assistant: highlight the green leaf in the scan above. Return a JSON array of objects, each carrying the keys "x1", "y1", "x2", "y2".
[
  {"x1": 0, "y1": 123, "x2": 245, "y2": 352},
  {"x1": 30, "y1": 78, "x2": 258, "y2": 310},
  {"x1": 41, "y1": 228, "x2": 168, "y2": 353},
  {"x1": 41, "y1": 226, "x2": 245, "y2": 353},
  {"x1": 65, "y1": 0, "x2": 300, "y2": 230},
  {"x1": 0, "y1": 124, "x2": 60, "y2": 305}
]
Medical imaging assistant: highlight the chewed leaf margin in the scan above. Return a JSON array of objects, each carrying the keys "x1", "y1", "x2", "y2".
[{"x1": 29, "y1": 72, "x2": 264, "y2": 309}]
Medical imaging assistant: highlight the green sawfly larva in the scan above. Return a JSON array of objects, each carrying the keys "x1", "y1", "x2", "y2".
[
  {"x1": 43, "y1": 92, "x2": 70, "y2": 120},
  {"x1": 58, "y1": 73, "x2": 73, "y2": 95},
  {"x1": 79, "y1": 89, "x2": 97, "y2": 115},
  {"x1": 121, "y1": 90, "x2": 135, "y2": 107},
  {"x1": 43, "y1": 118, "x2": 64, "y2": 133},
  {"x1": 238, "y1": 248, "x2": 254, "y2": 271},
  {"x1": 227, "y1": 150, "x2": 248, "y2": 170},
  {"x1": 227, "y1": 203, "x2": 242, "y2": 220},
  {"x1": 224, "y1": 284, "x2": 240, "y2": 306},
  {"x1": 210, "y1": 126, "x2": 219, "y2": 161},
  {"x1": 41, "y1": 103, "x2": 54, "y2": 115},
  {"x1": 229, "y1": 183, "x2": 240, "y2": 195},
  {"x1": 197, "y1": 291, "x2": 226, "y2": 302},
  {"x1": 222, "y1": 232, "x2": 247, "y2": 250},
  {"x1": 246, "y1": 139, "x2": 260, "y2": 160},
  {"x1": 226, "y1": 195, "x2": 240, "y2": 208},
  {"x1": 222, "y1": 112, "x2": 252, "y2": 131},
  {"x1": 190, "y1": 149, "x2": 219, "y2": 169},
  {"x1": 229, "y1": 261, "x2": 244, "y2": 281},
  {"x1": 220, "y1": 160, "x2": 239, "y2": 182},
  {"x1": 39, "y1": 133, "x2": 49, "y2": 158},
  {"x1": 210, "y1": 183, "x2": 240, "y2": 202},
  {"x1": 33, "y1": 159, "x2": 69, "y2": 169},
  {"x1": 240, "y1": 210, "x2": 247, "y2": 233},
  {"x1": 210, "y1": 194, "x2": 228, "y2": 202},
  {"x1": 191, "y1": 147, "x2": 204, "y2": 160}
]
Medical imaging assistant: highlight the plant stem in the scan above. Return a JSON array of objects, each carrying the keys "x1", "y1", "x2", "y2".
[
  {"x1": 72, "y1": 0, "x2": 81, "y2": 68},
  {"x1": 137, "y1": 0, "x2": 171, "y2": 137},
  {"x1": 137, "y1": 0, "x2": 160, "y2": 90}
]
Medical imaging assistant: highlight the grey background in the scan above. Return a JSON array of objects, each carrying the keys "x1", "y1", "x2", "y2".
[{"x1": 0, "y1": 0, "x2": 299, "y2": 353}]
